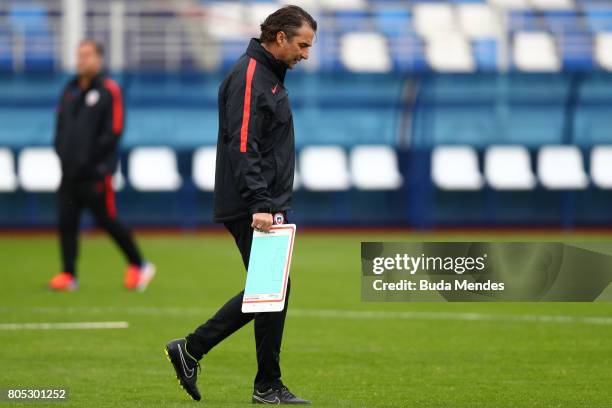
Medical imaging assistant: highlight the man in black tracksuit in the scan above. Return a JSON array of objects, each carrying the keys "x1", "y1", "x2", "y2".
[
  {"x1": 165, "y1": 6, "x2": 316, "y2": 405},
  {"x1": 48, "y1": 40, "x2": 154, "y2": 292}
]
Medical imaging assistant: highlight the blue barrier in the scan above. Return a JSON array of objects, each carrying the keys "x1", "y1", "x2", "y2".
[{"x1": 3, "y1": 73, "x2": 612, "y2": 149}]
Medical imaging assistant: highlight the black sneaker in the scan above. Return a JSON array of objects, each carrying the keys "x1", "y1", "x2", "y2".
[
  {"x1": 252, "y1": 383, "x2": 310, "y2": 405},
  {"x1": 164, "y1": 338, "x2": 201, "y2": 401}
]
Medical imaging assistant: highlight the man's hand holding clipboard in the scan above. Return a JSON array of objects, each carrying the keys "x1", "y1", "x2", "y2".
[
  {"x1": 251, "y1": 212, "x2": 274, "y2": 233},
  {"x1": 242, "y1": 224, "x2": 296, "y2": 313}
]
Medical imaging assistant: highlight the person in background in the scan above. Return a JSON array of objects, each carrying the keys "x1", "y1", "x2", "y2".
[{"x1": 48, "y1": 40, "x2": 155, "y2": 292}]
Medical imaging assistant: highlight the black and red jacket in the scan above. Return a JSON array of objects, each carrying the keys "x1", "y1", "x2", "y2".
[
  {"x1": 213, "y1": 38, "x2": 295, "y2": 222},
  {"x1": 54, "y1": 73, "x2": 124, "y2": 181}
]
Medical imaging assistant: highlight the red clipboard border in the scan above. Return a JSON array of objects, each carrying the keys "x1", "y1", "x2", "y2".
[{"x1": 242, "y1": 224, "x2": 296, "y2": 304}]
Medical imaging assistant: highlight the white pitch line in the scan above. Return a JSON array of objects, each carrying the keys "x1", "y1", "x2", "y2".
[
  {"x1": 0, "y1": 321, "x2": 129, "y2": 331},
  {"x1": 2, "y1": 306, "x2": 612, "y2": 326}
]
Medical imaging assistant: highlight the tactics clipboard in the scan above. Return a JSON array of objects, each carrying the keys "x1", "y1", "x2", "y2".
[{"x1": 241, "y1": 224, "x2": 296, "y2": 313}]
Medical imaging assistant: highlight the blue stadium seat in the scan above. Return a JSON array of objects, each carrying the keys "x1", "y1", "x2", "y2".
[
  {"x1": 544, "y1": 10, "x2": 585, "y2": 35},
  {"x1": 373, "y1": 8, "x2": 412, "y2": 37},
  {"x1": 558, "y1": 33, "x2": 594, "y2": 70},
  {"x1": 9, "y1": 3, "x2": 55, "y2": 71},
  {"x1": 509, "y1": 10, "x2": 545, "y2": 32},
  {"x1": 585, "y1": 9, "x2": 612, "y2": 32},
  {"x1": 332, "y1": 10, "x2": 371, "y2": 33},
  {"x1": 473, "y1": 39, "x2": 497, "y2": 71}
]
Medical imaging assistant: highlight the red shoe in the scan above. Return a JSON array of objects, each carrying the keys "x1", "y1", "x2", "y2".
[
  {"x1": 48, "y1": 272, "x2": 78, "y2": 291},
  {"x1": 124, "y1": 265, "x2": 141, "y2": 290},
  {"x1": 124, "y1": 262, "x2": 156, "y2": 292}
]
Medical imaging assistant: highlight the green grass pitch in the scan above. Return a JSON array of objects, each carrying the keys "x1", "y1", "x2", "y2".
[{"x1": 1, "y1": 232, "x2": 611, "y2": 407}]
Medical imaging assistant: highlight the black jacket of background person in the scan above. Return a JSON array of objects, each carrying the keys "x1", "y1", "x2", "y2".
[
  {"x1": 213, "y1": 38, "x2": 295, "y2": 222},
  {"x1": 54, "y1": 73, "x2": 124, "y2": 181}
]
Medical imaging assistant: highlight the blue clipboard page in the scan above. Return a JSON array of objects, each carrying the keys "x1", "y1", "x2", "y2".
[{"x1": 242, "y1": 224, "x2": 296, "y2": 313}]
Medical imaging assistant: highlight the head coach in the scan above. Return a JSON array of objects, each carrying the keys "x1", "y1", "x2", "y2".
[{"x1": 165, "y1": 5, "x2": 316, "y2": 405}]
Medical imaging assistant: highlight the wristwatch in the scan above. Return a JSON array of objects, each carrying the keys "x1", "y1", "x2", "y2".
[{"x1": 252, "y1": 208, "x2": 272, "y2": 214}]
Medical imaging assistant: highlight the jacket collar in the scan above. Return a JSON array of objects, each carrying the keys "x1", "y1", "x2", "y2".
[
  {"x1": 70, "y1": 72, "x2": 105, "y2": 90},
  {"x1": 246, "y1": 38, "x2": 288, "y2": 84}
]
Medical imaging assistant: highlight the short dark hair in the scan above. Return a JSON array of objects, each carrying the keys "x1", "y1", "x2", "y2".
[
  {"x1": 79, "y1": 39, "x2": 104, "y2": 57},
  {"x1": 260, "y1": 5, "x2": 317, "y2": 43}
]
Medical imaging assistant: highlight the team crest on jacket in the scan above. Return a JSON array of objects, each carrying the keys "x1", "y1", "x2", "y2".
[
  {"x1": 86, "y1": 89, "x2": 100, "y2": 106},
  {"x1": 273, "y1": 212, "x2": 285, "y2": 225}
]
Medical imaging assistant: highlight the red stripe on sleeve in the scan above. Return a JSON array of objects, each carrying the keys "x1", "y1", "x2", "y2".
[
  {"x1": 104, "y1": 175, "x2": 117, "y2": 219},
  {"x1": 240, "y1": 58, "x2": 257, "y2": 153},
  {"x1": 103, "y1": 78, "x2": 124, "y2": 134}
]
